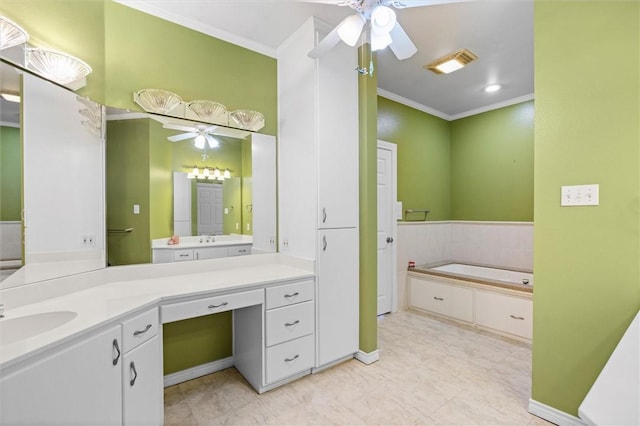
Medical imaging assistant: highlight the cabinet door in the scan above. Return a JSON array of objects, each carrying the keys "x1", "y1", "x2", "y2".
[
  {"x1": 317, "y1": 228, "x2": 359, "y2": 367},
  {"x1": 0, "y1": 325, "x2": 123, "y2": 425},
  {"x1": 317, "y1": 38, "x2": 358, "y2": 230},
  {"x1": 475, "y1": 291, "x2": 533, "y2": 339},
  {"x1": 122, "y1": 335, "x2": 163, "y2": 426}
]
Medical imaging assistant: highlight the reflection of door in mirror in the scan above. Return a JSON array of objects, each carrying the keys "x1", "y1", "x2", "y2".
[{"x1": 197, "y1": 184, "x2": 223, "y2": 235}]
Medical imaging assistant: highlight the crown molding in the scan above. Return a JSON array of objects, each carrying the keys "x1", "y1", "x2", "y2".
[{"x1": 449, "y1": 93, "x2": 535, "y2": 120}]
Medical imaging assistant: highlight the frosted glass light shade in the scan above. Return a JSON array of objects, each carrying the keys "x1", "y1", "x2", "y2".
[
  {"x1": 229, "y1": 109, "x2": 265, "y2": 131},
  {"x1": 186, "y1": 100, "x2": 227, "y2": 121},
  {"x1": 371, "y1": 31, "x2": 393, "y2": 52},
  {"x1": 0, "y1": 17, "x2": 29, "y2": 50},
  {"x1": 194, "y1": 134, "x2": 206, "y2": 149},
  {"x1": 370, "y1": 6, "x2": 396, "y2": 35},
  {"x1": 337, "y1": 14, "x2": 365, "y2": 47},
  {"x1": 134, "y1": 89, "x2": 183, "y2": 114},
  {"x1": 26, "y1": 48, "x2": 92, "y2": 85}
]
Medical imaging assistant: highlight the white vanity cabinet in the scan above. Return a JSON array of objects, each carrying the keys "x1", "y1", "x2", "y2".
[
  {"x1": 0, "y1": 325, "x2": 123, "y2": 425},
  {"x1": 474, "y1": 290, "x2": 533, "y2": 340},
  {"x1": 152, "y1": 243, "x2": 252, "y2": 263},
  {"x1": 121, "y1": 308, "x2": 162, "y2": 426},
  {"x1": 277, "y1": 17, "x2": 360, "y2": 370}
]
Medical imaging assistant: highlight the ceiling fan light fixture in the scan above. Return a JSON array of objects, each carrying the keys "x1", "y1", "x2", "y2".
[
  {"x1": 370, "y1": 5, "x2": 396, "y2": 35},
  {"x1": 206, "y1": 134, "x2": 219, "y2": 149},
  {"x1": 425, "y1": 48, "x2": 478, "y2": 75},
  {"x1": 194, "y1": 134, "x2": 206, "y2": 149},
  {"x1": 26, "y1": 47, "x2": 92, "y2": 85},
  {"x1": 484, "y1": 83, "x2": 502, "y2": 93},
  {"x1": 0, "y1": 16, "x2": 29, "y2": 50},
  {"x1": 337, "y1": 14, "x2": 366, "y2": 47},
  {"x1": 371, "y1": 31, "x2": 393, "y2": 52}
]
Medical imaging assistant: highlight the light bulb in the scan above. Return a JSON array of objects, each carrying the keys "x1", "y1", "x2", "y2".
[
  {"x1": 213, "y1": 168, "x2": 221, "y2": 180},
  {"x1": 203, "y1": 167, "x2": 210, "y2": 178},
  {"x1": 223, "y1": 169, "x2": 231, "y2": 179},
  {"x1": 370, "y1": 6, "x2": 396, "y2": 35},
  {"x1": 337, "y1": 14, "x2": 366, "y2": 47},
  {"x1": 192, "y1": 166, "x2": 200, "y2": 176}
]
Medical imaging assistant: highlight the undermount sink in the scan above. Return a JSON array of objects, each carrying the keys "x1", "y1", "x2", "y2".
[{"x1": 0, "y1": 311, "x2": 78, "y2": 345}]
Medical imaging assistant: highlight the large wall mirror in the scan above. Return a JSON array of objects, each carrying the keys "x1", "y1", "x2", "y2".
[{"x1": 0, "y1": 59, "x2": 277, "y2": 289}]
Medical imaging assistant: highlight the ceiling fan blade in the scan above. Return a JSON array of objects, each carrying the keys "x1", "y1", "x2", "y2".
[
  {"x1": 308, "y1": 25, "x2": 342, "y2": 59},
  {"x1": 389, "y1": 22, "x2": 418, "y2": 60},
  {"x1": 387, "y1": 0, "x2": 470, "y2": 8},
  {"x1": 167, "y1": 132, "x2": 197, "y2": 142},
  {"x1": 163, "y1": 123, "x2": 196, "y2": 133}
]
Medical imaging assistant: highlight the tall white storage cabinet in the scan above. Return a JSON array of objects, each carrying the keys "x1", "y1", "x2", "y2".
[{"x1": 277, "y1": 17, "x2": 360, "y2": 369}]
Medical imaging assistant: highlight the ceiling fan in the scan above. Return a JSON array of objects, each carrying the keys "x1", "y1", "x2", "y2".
[
  {"x1": 162, "y1": 119, "x2": 251, "y2": 149},
  {"x1": 307, "y1": 0, "x2": 468, "y2": 60}
]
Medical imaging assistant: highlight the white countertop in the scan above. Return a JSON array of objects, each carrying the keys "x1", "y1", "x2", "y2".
[
  {"x1": 0, "y1": 254, "x2": 314, "y2": 370},
  {"x1": 152, "y1": 235, "x2": 253, "y2": 250}
]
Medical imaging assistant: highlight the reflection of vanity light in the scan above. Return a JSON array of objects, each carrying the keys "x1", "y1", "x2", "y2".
[
  {"x1": 187, "y1": 165, "x2": 232, "y2": 181},
  {"x1": 1, "y1": 92, "x2": 20, "y2": 103},
  {"x1": 223, "y1": 168, "x2": 231, "y2": 179}
]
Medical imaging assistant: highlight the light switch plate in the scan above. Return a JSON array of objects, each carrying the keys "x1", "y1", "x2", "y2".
[
  {"x1": 133, "y1": 204, "x2": 140, "y2": 214},
  {"x1": 561, "y1": 184, "x2": 599, "y2": 206}
]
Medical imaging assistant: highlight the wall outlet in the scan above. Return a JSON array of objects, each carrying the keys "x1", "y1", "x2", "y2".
[
  {"x1": 80, "y1": 235, "x2": 96, "y2": 247},
  {"x1": 561, "y1": 184, "x2": 599, "y2": 206}
]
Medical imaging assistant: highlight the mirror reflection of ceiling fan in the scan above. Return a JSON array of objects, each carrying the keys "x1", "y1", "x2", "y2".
[
  {"x1": 160, "y1": 117, "x2": 251, "y2": 150},
  {"x1": 307, "y1": 0, "x2": 469, "y2": 60}
]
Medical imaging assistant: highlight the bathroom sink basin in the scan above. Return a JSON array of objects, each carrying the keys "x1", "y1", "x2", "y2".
[{"x1": 0, "y1": 311, "x2": 78, "y2": 345}]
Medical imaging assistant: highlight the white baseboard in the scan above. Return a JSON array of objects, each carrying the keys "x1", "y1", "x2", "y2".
[
  {"x1": 528, "y1": 399, "x2": 586, "y2": 426},
  {"x1": 355, "y1": 349, "x2": 380, "y2": 365},
  {"x1": 164, "y1": 356, "x2": 234, "y2": 387}
]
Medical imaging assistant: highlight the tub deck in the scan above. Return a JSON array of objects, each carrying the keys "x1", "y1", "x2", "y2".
[{"x1": 410, "y1": 262, "x2": 533, "y2": 294}]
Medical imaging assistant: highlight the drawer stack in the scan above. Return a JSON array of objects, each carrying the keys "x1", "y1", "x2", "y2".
[{"x1": 264, "y1": 280, "x2": 315, "y2": 384}]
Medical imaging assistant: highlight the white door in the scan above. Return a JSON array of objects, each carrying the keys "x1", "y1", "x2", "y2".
[
  {"x1": 377, "y1": 142, "x2": 397, "y2": 315},
  {"x1": 197, "y1": 184, "x2": 223, "y2": 235}
]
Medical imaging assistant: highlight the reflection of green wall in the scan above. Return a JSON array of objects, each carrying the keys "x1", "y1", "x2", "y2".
[
  {"x1": 106, "y1": 119, "x2": 151, "y2": 266},
  {"x1": 104, "y1": 1, "x2": 277, "y2": 136},
  {"x1": 532, "y1": 1, "x2": 639, "y2": 417},
  {"x1": 451, "y1": 101, "x2": 534, "y2": 221},
  {"x1": 149, "y1": 121, "x2": 173, "y2": 240},
  {"x1": 0, "y1": 126, "x2": 21, "y2": 221},
  {"x1": 377, "y1": 97, "x2": 451, "y2": 220}
]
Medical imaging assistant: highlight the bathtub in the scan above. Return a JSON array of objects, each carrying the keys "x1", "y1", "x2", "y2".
[{"x1": 412, "y1": 262, "x2": 533, "y2": 292}]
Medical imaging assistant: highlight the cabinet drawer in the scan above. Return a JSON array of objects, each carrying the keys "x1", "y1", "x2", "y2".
[
  {"x1": 173, "y1": 249, "x2": 193, "y2": 262},
  {"x1": 227, "y1": 245, "x2": 251, "y2": 256},
  {"x1": 475, "y1": 291, "x2": 533, "y2": 339},
  {"x1": 265, "y1": 334, "x2": 314, "y2": 384},
  {"x1": 122, "y1": 307, "x2": 159, "y2": 353},
  {"x1": 265, "y1": 301, "x2": 314, "y2": 347},
  {"x1": 266, "y1": 280, "x2": 314, "y2": 310},
  {"x1": 409, "y1": 278, "x2": 473, "y2": 323},
  {"x1": 161, "y1": 289, "x2": 264, "y2": 323},
  {"x1": 194, "y1": 247, "x2": 227, "y2": 260}
]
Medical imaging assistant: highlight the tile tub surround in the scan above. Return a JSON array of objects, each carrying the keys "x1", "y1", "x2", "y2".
[
  {"x1": 397, "y1": 221, "x2": 533, "y2": 309},
  {"x1": 164, "y1": 310, "x2": 550, "y2": 426}
]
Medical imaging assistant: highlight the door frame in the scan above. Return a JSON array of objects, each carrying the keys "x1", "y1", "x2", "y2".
[{"x1": 377, "y1": 140, "x2": 398, "y2": 313}]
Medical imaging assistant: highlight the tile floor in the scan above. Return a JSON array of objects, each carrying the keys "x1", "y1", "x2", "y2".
[{"x1": 164, "y1": 310, "x2": 551, "y2": 425}]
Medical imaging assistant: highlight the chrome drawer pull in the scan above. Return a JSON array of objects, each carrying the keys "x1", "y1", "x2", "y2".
[
  {"x1": 433, "y1": 297, "x2": 444, "y2": 301},
  {"x1": 284, "y1": 292, "x2": 299, "y2": 299},
  {"x1": 284, "y1": 354, "x2": 300, "y2": 363},
  {"x1": 133, "y1": 324, "x2": 152, "y2": 336},
  {"x1": 208, "y1": 302, "x2": 229, "y2": 309},
  {"x1": 510, "y1": 315, "x2": 525, "y2": 320},
  {"x1": 322, "y1": 207, "x2": 327, "y2": 223},
  {"x1": 179, "y1": 254, "x2": 189, "y2": 257},
  {"x1": 285, "y1": 320, "x2": 300, "y2": 327},
  {"x1": 129, "y1": 361, "x2": 138, "y2": 386},
  {"x1": 112, "y1": 339, "x2": 121, "y2": 366}
]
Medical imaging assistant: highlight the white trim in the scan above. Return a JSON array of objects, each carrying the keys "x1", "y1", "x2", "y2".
[
  {"x1": 449, "y1": 93, "x2": 535, "y2": 120},
  {"x1": 106, "y1": 112, "x2": 148, "y2": 121},
  {"x1": 378, "y1": 89, "x2": 535, "y2": 121},
  {"x1": 377, "y1": 88, "x2": 450, "y2": 120},
  {"x1": 163, "y1": 356, "x2": 234, "y2": 387},
  {"x1": 355, "y1": 349, "x2": 380, "y2": 365},
  {"x1": 114, "y1": 1, "x2": 276, "y2": 58},
  {"x1": 377, "y1": 140, "x2": 398, "y2": 314},
  {"x1": 528, "y1": 399, "x2": 586, "y2": 426},
  {"x1": 0, "y1": 121, "x2": 20, "y2": 128},
  {"x1": 398, "y1": 220, "x2": 533, "y2": 226}
]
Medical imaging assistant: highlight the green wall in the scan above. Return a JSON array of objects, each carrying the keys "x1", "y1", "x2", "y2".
[
  {"x1": 532, "y1": 0, "x2": 640, "y2": 416},
  {"x1": 0, "y1": 126, "x2": 21, "y2": 221},
  {"x1": 378, "y1": 97, "x2": 451, "y2": 220},
  {"x1": 451, "y1": 101, "x2": 534, "y2": 221},
  {"x1": 149, "y1": 120, "x2": 174, "y2": 240}
]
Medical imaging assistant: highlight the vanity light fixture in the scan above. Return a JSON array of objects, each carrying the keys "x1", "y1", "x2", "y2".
[
  {"x1": 425, "y1": 48, "x2": 478, "y2": 75},
  {"x1": 484, "y1": 83, "x2": 502, "y2": 93},
  {"x1": 26, "y1": 47, "x2": 92, "y2": 86},
  {"x1": 187, "y1": 166, "x2": 232, "y2": 181},
  {"x1": 0, "y1": 16, "x2": 29, "y2": 50}
]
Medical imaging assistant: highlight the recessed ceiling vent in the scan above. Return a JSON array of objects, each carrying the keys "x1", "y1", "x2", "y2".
[{"x1": 425, "y1": 48, "x2": 478, "y2": 75}]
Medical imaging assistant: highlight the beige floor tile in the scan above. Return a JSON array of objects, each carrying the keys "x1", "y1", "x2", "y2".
[{"x1": 164, "y1": 310, "x2": 552, "y2": 426}]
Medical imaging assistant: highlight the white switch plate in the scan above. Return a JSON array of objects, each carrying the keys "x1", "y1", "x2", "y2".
[
  {"x1": 561, "y1": 184, "x2": 599, "y2": 206},
  {"x1": 133, "y1": 204, "x2": 140, "y2": 214}
]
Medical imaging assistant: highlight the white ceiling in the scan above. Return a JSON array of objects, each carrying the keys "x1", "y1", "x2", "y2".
[{"x1": 118, "y1": 0, "x2": 533, "y2": 120}]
